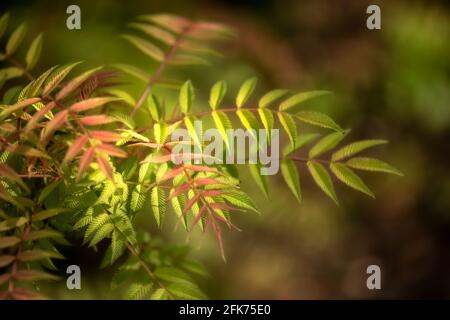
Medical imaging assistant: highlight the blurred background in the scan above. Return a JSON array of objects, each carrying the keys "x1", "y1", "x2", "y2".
[{"x1": 1, "y1": 0, "x2": 449, "y2": 299}]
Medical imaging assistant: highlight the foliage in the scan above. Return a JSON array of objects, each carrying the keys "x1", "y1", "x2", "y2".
[{"x1": 0, "y1": 12, "x2": 401, "y2": 300}]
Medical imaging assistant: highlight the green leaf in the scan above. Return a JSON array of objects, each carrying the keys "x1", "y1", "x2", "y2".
[
  {"x1": 0, "y1": 13, "x2": 9, "y2": 39},
  {"x1": 283, "y1": 133, "x2": 320, "y2": 156},
  {"x1": 13, "y1": 270, "x2": 59, "y2": 282},
  {"x1": 307, "y1": 160, "x2": 338, "y2": 204},
  {"x1": 127, "y1": 283, "x2": 153, "y2": 300},
  {"x1": 148, "y1": 94, "x2": 162, "y2": 122},
  {"x1": 18, "y1": 249, "x2": 64, "y2": 262},
  {"x1": 258, "y1": 89, "x2": 288, "y2": 108},
  {"x1": 25, "y1": 33, "x2": 43, "y2": 70},
  {"x1": 295, "y1": 111, "x2": 342, "y2": 132},
  {"x1": 38, "y1": 179, "x2": 61, "y2": 204},
  {"x1": 154, "y1": 267, "x2": 191, "y2": 284},
  {"x1": 346, "y1": 157, "x2": 403, "y2": 176},
  {"x1": 331, "y1": 140, "x2": 388, "y2": 162},
  {"x1": 129, "y1": 22, "x2": 175, "y2": 45},
  {"x1": 0, "y1": 67, "x2": 23, "y2": 80},
  {"x1": 236, "y1": 109, "x2": 259, "y2": 139},
  {"x1": 151, "y1": 186, "x2": 166, "y2": 228},
  {"x1": 209, "y1": 80, "x2": 227, "y2": 110},
  {"x1": 6, "y1": 23, "x2": 27, "y2": 55},
  {"x1": 279, "y1": 90, "x2": 331, "y2": 112},
  {"x1": 222, "y1": 190, "x2": 259, "y2": 213},
  {"x1": 0, "y1": 217, "x2": 28, "y2": 232},
  {"x1": 84, "y1": 213, "x2": 110, "y2": 243},
  {"x1": 42, "y1": 62, "x2": 82, "y2": 97},
  {"x1": 89, "y1": 223, "x2": 114, "y2": 247},
  {"x1": 280, "y1": 159, "x2": 301, "y2": 203},
  {"x1": 330, "y1": 163, "x2": 374, "y2": 198},
  {"x1": 153, "y1": 122, "x2": 167, "y2": 144},
  {"x1": 278, "y1": 112, "x2": 297, "y2": 149},
  {"x1": 27, "y1": 229, "x2": 65, "y2": 241},
  {"x1": 236, "y1": 77, "x2": 257, "y2": 108},
  {"x1": 249, "y1": 164, "x2": 269, "y2": 198},
  {"x1": 33, "y1": 208, "x2": 68, "y2": 222},
  {"x1": 113, "y1": 63, "x2": 148, "y2": 82},
  {"x1": 184, "y1": 116, "x2": 202, "y2": 149},
  {"x1": 121, "y1": 34, "x2": 164, "y2": 61},
  {"x1": 211, "y1": 110, "x2": 232, "y2": 149},
  {"x1": 309, "y1": 130, "x2": 349, "y2": 159},
  {"x1": 130, "y1": 185, "x2": 147, "y2": 212},
  {"x1": 171, "y1": 193, "x2": 188, "y2": 230},
  {"x1": 167, "y1": 282, "x2": 206, "y2": 300},
  {"x1": 179, "y1": 80, "x2": 194, "y2": 114}
]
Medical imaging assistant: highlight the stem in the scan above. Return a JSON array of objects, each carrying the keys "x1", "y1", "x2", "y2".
[{"x1": 130, "y1": 24, "x2": 194, "y2": 117}]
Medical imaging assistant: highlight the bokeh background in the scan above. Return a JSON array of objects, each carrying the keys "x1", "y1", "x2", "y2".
[{"x1": 1, "y1": 0, "x2": 449, "y2": 299}]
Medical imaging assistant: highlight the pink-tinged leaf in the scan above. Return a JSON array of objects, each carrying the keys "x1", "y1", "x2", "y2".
[
  {"x1": 168, "y1": 183, "x2": 190, "y2": 200},
  {"x1": 185, "y1": 165, "x2": 218, "y2": 173},
  {"x1": 128, "y1": 142, "x2": 162, "y2": 148},
  {"x1": 159, "y1": 166, "x2": 184, "y2": 182},
  {"x1": 0, "y1": 163, "x2": 29, "y2": 192},
  {"x1": 55, "y1": 66, "x2": 103, "y2": 100},
  {"x1": 96, "y1": 155, "x2": 114, "y2": 180},
  {"x1": 211, "y1": 219, "x2": 226, "y2": 261},
  {"x1": 0, "y1": 273, "x2": 11, "y2": 285},
  {"x1": 63, "y1": 135, "x2": 88, "y2": 164},
  {"x1": 76, "y1": 147, "x2": 94, "y2": 181},
  {"x1": 194, "y1": 178, "x2": 221, "y2": 186},
  {"x1": 41, "y1": 110, "x2": 68, "y2": 143},
  {"x1": 79, "y1": 115, "x2": 115, "y2": 126},
  {"x1": 183, "y1": 192, "x2": 201, "y2": 214},
  {"x1": 5, "y1": 144, "x2": 50, "y2": 159},
  {"x1": 201, "y1": 190, "x2": 223, "y2": 197},
  {"x1": 90, "y1": 130, "x2": 121, "y2": 142},
  {"x1": 13, "y1": 270, "x2": 59, "y2": 281},
  {"x1": 10, "y1": 288, "x2": 47, "y2": 300},
  {"x1": 191, "y1": 205, "x2": 208, "y2": 229},
  {"x1": 24, "y1": 101, "x2": 56, "y2": 134},
  {"x1": 141, "y1": 154, "x2": 173, "y2": 163},
  {"x1": 69, "y1": 97, "x2": 119, "y2": 113},
  {"x1": 0, "y1": 97, "x2": 41, "y2": 121},
  {"x1": 95, "y1": 143, "x2": 127, "y2": 158}
]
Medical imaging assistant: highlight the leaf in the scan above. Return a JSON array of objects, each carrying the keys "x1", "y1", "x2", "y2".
[
  {"x1": 79, "y1": 115, "x2": 116, "y2": 126},
  {"x1": 330, "y1": 163, "x2": 374, "y2": 198},
  {"x1": 96, "y1": 155, "x2": 114, "y2": 180},
  {"x1": 91, "y1": 130, "x2": 121, "y2": 142},
  {"x1": 0, "y1": 67, "x2": 23, "y2": 80},
  {"x1": 13, "y1": 270, "x2": 59, "y2": 282},
  {"x1": 56, "y1": 66, "x2": 103, "y2": 100},
  {"x1": 209, "y1": 80, "x2": 227, "y2": 110},
  {"x1": 278, "y1": 112, "x2": 297, "y2": 149},
  {"x1": 331, "y1": 140, "x2": 388, "y2": 162},
  {"x1": 0, "y1": 163, "x2": 29, "y2": 192},
  {"x1": 295, "y1": 111, "x2": 342, "y2": 132},
  {"x1": 0, "y1": 217, "x2": 28, "y2": 232},
  {"x1": 0, "y1": 255, "x2": 15, "y2": 267},
  {"x1": 6, "y1": 23, "x2": 27, "y2": 55},
  {"x1": 309, "y1": 130, "x2": 348, "y2": 159},
  {"x1": 25, "y1": 33, "x2": 43, "y2": 70},
  {"x1": 249, "y1": 164, "x2": 269, "y2": 198},
  {"x1": 307, "y1": 160, "x2": 338, "y2": 204},
  {"x1": 121, "y1": 34, "x2": 164, "y2": 61},
  {"x1": 77, "y1": 147, "x2": 95, "y2": 180},
  {"x1": 127, "y1": 283, "x2": 153, "y2": 300},
  {"x1": 5, "y1": 144, "x2": 50, "y2": 159},
  {"x1": 154, "y1": 267, "x2": 191, "y2": 284},
  {"x1": 0, "y1": 12, "x2": 9, "y2": 39},
  {"x1": 27, "y1": 229, "x2": 64, "y2": 241},
  {"x1": 222, "y1": 190, "x2": 259, "y2": 213},
  {"x1": 179, "y1": 80, "x2": 194, "y2": 114},
  {"x1": 9, "y1": 288, "x2": 47, "y2": 300},
  {"x1": 151, "y1": 186, "x2": 166, "y2": 228},
  {"x1": 42, "y1": 62, "x2": 82, "y2": 97},
  {"x1": 258, "y1": 89, "x2": 289, "y2": 108},
  {"x1": 280, "y1": 159, "x2": 301, "y2": 203},
  {"x1": 0, "y1": 236, "x2": 20, "y2": 249},
  {"x1": 211, "y1": 111, "x2": 232, "y2": 149},
  {"x1": 283, "y1": 133, "x2": 320, "y2": 156},
  {"x1": 167, "y1": 282, "x2": 206, "y2": 300},
  {"x1": 139, "y1": 14, "x2": 191, "y2": 33},
  {"x1": 129, "y1": 22, "x2": 176, "y2": 45},
  {"x1": 113, "y1": 63, "x2": 148, "y2": 82},
  {"x1": 96, "y1": 143, "x2": 127, "y2": 158},
  {"x1": 89, "y1": 223, "x2": 114, "y2": 247},
  {"x1": 279, "y1": 90, "x2": 331, "y2": 112},
  {"x1": 236, "y1": 109, "x2": 259, "y2": 139},
  {"x1": 27, "y1": 65, "x2": 58, "y2": 97},
  {"x1": 236, "y1": 77, "x2": 257, "y2": 108},
  {"x1": 130, "y1": 185, "x2": 147, "y2": 212},
  {"x1": 63, "y1": 135, "x2": 88, "y2": 164},
  {"x1": 171, "y1": 193, "x2": 188, "y2": 230},
  {"x1": 0, "y1": 97, "x2": 41, "y2": 121},
  {"x1": 148, "y1": 94, "x2": 162, "y2": 122},
  {"x1": 18, "y1": 249, "x2": 64, "y2": 262},
  {"x1": 258, "y1": 108, "x2": 274, "y2": 143},
  {"x1": 184, "y1": 116, "x2": 202, "y2": 149},
  {"x1": 70, "y1": 97, "x2": 118, "y2": 113},
  {"x1": 23, "y1": 101, "x2": 56, "y2": 134},
  {"x1": 33, "y1": 208, "x2": 68, "y2": 222},
  {"x1": 346, "y1": 157, "x2": 403, "y2": 176},
  {"x1": 40, "y1": 110, "x2": 68, "y2": 143}
]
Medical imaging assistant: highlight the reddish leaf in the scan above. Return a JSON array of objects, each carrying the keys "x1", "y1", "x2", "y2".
[
  {"x1": 0, "y1": 97, "x2": 41, "y2": 121},
  {"x1": 24, "y1": 101, "x2": 56, "y2": 134},
  {"x1": 69, "y1": 97, "x2": 118, "y2": 113},
  {"x1": 194, "y1": 178, "x2": 221, "y2": 186},
  {"x1": 185, "y1": 165, "x2": 218, "y2": 173},
  {"x1": 159, "y1": 166, "x2": 184, "y2": 182},
  {"x1": 0, "y1": 274, "x2": 11, "y2": 285},
  {"x1": 168, "y1": 183, "x2": 190, "y2": 200},
  {"x1": 141, "y1": 154, "x2": 173, "y2": 163},
  {"x1": 96, "y1": 143, "x2": 127, "y2": 158},
  {"x1": 96, "y1": 155, "x2": 114, "y2": 180},
  {"x1": 76, "y1": 147, "x2": 95, "y2": 181},
  {"x1": 10, "y1": 288, "x2": 47, "y2": 300},
  {"x1": 191, "y1": 204, "x2": 208, "y2": 229},
  {"x1": 183, "y1": 192, "x2": 201, "y2": 214},
  {"x1": 0, "y1": 255, "x2": 15, "y2": 267},
  {"x1": 90, "y1": 130, "x2": 121, "y2": 142},
  {"x1": 79, "y1": 115, "x2": 115, "y2": 126},
  {"x1": 13, "y1": 270, "x2": 59, "y2": 281},
  {"x1": 201, "y1": 190, "x2": 223, "y2": 197},
  {"x1": 63, "y1": 135, "x2": 88, "y2": 164},
  {"x1": 41, "y1": 109, "x2": 68, "y2": 143}
]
